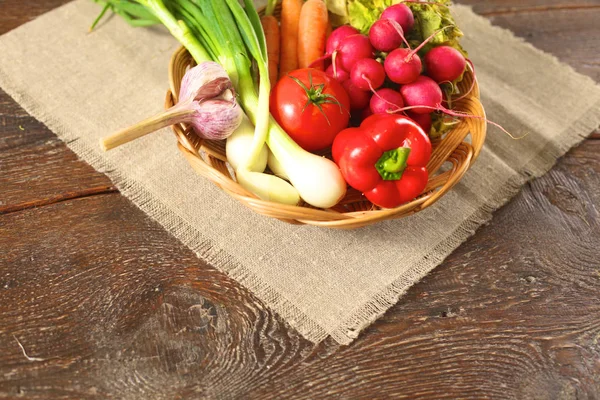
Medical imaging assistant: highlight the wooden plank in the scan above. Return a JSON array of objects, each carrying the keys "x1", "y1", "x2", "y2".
[
  {"x1": 0, "y1": 193, "x2": 311, "y2": 399},
  {"x1": 457, "y1": 2, "x2": 600, "y2": 81},
  {"x1": 0, "y1": 0, "x2": 73, "y2": 36},
  {"x1": 0, "y1": 104, "x2": 116, "y2": 214},
  {"x1": 0, "y1": 0, "x2": 115, "y2": 213},
  {"x1": 460, "y1": 0, "x2": 600, "y2": 15},
  {"x1": 245, "y1": 140, "x2": 600, "y2": 399}
]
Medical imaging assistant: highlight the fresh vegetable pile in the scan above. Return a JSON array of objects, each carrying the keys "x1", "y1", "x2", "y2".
[{"x1": 94, "y1": 0, "x2": 485, "y2": 211}]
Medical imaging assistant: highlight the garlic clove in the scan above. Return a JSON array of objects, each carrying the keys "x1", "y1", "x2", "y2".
[
  {"x1": 179, "y1": 61, "x2": 230, "y2": 102},
  {"x1": 189, "y1": 98, "x2": 243, "y2": 141}
]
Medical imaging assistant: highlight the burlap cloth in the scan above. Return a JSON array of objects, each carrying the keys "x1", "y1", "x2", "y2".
[{"x1": 1, "y1": 1, "x2": 599, "y2": 345}]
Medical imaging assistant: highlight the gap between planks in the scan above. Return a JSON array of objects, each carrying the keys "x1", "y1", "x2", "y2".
[
  {"x1": 478, "y1": 4, "x2": 600, "y2": 17},
  {"x1": 0, "y1": 186, "x2": 118, "y2": 215}
]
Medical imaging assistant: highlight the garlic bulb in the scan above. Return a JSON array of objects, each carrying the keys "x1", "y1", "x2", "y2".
[
  {"x1": 178, "y1": 62, "x2": 243, "y2": 140},
  {"x1": 100, "y1": 61, "x2": 243, "y2": 151}
]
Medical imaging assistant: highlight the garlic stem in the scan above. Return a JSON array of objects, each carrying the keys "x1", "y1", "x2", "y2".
[{"x1": 100, "y1": 103, "x2": 195, "y2": 151}]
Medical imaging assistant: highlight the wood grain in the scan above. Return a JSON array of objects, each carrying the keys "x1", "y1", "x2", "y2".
[
  {"x1": 0, "y1": 0, "x2": 73, "y2": 36},
  {"x1": 1, "y1": 0, "x2": 600, "y2": 399},
  {"x1": 246, "y1": 142, "x2": 600, "y2": 399},
  {"x1": 0, "y1": 194, "x2": 310, "y2": 399},
  {"x1": 0, "y1": 0, "x2": 115, "y2": 214},
  {"x1": 0, "y1": 123, "x2": 116, "y2": 213},
  {"x1": 458, "y1": 1, "x2": 600, "y2": 81},
  {"x1": 1, "y1": 143, "x2": 599, "y2": 399}
]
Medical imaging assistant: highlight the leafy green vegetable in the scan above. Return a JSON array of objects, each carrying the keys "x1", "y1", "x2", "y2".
[
  {"x1": 324, "y1": 0, "x2": 470, "y2": 139},
  {"x1": 325, "y1": 0, "x2": 349, "y2": 18},
  {"x1": 430, "y1": 113, "x2": 459, "y2": 139},
  {"x1": 90, "y1": 0, "x2": 348, "y2": 207},
  {"x1": 405, "y1": 1, "x2": 466, "y2": 56},
  {"x1": 327, "y1": 0, "x2": 466, "y2": 56},
  {"x1": 347, "y1": 0, "x2": 388, "y2": 34}
]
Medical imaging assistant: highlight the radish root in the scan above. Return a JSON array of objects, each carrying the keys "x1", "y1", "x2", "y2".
[
  {"x1": 389, "y1": 105, "x2": 528, "y2": 140},
  {"x1": 404, "y1": 25, "x2": 455, "y2": 63},
  {"x1": 386, "y1": 19, "x2": 412, "y2": 49}
]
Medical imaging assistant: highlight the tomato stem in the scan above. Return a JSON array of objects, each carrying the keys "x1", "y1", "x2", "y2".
[{"x1": 288, "y1": 72, "x2": 346, "y2": 126}]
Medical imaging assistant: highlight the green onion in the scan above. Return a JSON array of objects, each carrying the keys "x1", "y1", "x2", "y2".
[{"x1": 91, "y1": 0, "x2": 347, "y2": 209}]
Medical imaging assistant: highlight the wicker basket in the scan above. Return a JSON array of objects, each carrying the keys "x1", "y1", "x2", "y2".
[{"x1": 165, "y1": 9, "x2": 486, "y2": 229}]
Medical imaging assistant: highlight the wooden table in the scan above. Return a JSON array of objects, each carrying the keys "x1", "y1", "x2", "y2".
[{"x1": 1, "y1": 1, "x2": 599, "y2": 398}]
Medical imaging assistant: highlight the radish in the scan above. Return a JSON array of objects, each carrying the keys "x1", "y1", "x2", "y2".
[
  {"x1": 384, "y1": 48, "x2": 422, "y2": 84},
  {"x1": 406, "y1": 111, "x2": 432, "y2": 133},
  {"x1": 350, "y1": 58, "x2": 385, "y2": 91},
  {"x1": 337, "y1": 34, "x2": 374, "y2": 72},
  {"x1": 399, "y1": 76, "x2": 519, "y2": 138},
  {"x1": 380, "y1": 3, "x2": 415, "y2": 33},
  {"x1": 384, "y1": 25, "x2": 454, "y2": 85},
  {"x1": 326, "y1": 62, "x2": 349, "y2": 83},
  {"x1": 308, "y1": 26, "x2": 361, "y2": 71},
  {"x1": 368, "y1": 18, "x2": 409, "y2": 52},
  {"x1": 342, "y1": 80, "x2": 372, "y2": 110},
  {"x1": 370, "y1": 88, "x2": 404, "y2": 115},
  {"x1": 327, "y1": 25, "x2": 360, "y2": 55},
  {"x1": 424, "y1": 46, "x2": 467, "y2": 83},
  {"x1": 400, "y1": 75, "x2": 442, "y2": 114}
]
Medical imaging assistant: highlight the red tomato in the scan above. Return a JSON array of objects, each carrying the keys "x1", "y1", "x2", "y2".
[{"x1": 270, "y1": 68, "x2": 351, "y2": 151}]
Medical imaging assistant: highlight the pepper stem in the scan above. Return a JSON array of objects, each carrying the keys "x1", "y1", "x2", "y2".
[{"x1": 375, "y1": 147, "x2": 411, "y2": 180}]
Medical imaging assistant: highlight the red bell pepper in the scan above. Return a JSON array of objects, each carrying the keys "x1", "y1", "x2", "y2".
[{"x1": 332, "y1": 114, "x2": 432, "y2": 209}]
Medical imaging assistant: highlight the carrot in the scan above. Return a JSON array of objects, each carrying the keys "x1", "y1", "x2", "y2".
[
  {"x1": 261, "y1": 15, "x2": 280, "y2": 85},
  {"x1": 279, "y1": 0, "x2": 303, "y2": 78},
  {"x1": 326, "y1": 19, "x2": 333, "y2": 39},
  {"x1": 298, "y1": 0, "x2": 329, "y2": 71}
]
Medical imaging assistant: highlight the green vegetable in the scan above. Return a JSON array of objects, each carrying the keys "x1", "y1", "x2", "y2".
[
  {"x1": 91, "y1": 0, "x2": 347, "y2": 208},
  {"x1": 430, "y1": 113, "x2": 459, "y2": 139},
  {"x1": 347, "y1": 0, "x2": 388, "y2": 34},
  {"x1": 326, "y1": 0, "x2": 465, "y2": 56},
  {"x1": 405, "y1": 1, "x2": 465, "y2": 56}
]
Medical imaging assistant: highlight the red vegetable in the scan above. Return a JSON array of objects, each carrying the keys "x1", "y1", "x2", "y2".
[
  {"x1": 424, "y1": 45, "x2": 467, "y2": 83},
  {"x1": 380, "y1": 3, "x2": 415, "y2": 34},
  {"x1": 400, "y1": 75, "x2": 442, "y2": 114},
  {"x1": 325, "y1": 56, "x2": 349, "y2": 82},
  {"x1": 337, "y1": 34, "x2": 374, "y2": 72},
  {"x1": 350, "y1": 58, "x2": 386, "y2": 91},
  {"x1": 342, "y1": 80, "x2": 371, "y2": 110},
  {"x1": 383, "y1": 26, "x2": 453, "y2": 85},
  {"x1": 370, "y1": 88, "x2": 404, "y2": 115},
  {"x1": 326, "y1": 25, "x2": 360, "y2": 55},
  {"x1": 369, "y1": 18, "x2": 407, "y2": 52},
  {"x1": 270, "y1": 68, "x2": 350, "y2": 151},
  {"x1": 332, "y1": 114, "x2": 431, "y2": 208},
  {"x1": 406, "y1": 111, "x2": 432, "y2": 133}
]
